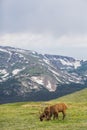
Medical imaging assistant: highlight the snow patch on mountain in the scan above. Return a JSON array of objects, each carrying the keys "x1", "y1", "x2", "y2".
[
  {"x1": 0, "y1": 48, "x2": 8, "y2": 53},
  {"x1": 0, "y1": 69, "x2": 7, "y2": 74},
  {"x1": 0, "y1": 69, "x2": 9, "y2": 82},
  {"x1": 12, "y1": 69, "x2": 21, "y2": 75},
  {"x1": 31, "y1": 76, "x2": 44, "y2": 85},
  {"x1": 73, "y1": 61, "x2": 81, "y2": 69},
  {"x1": 46, "y1": 81, "x2": 55, "y2": 91},
  {"x1": 43, "y1": 59, "x2": 50, "y2": 65},
  {"x1": 2, "y1": 73, "x2": 9, "y2": 78},
  {"x1": 7, "y1": 51, "x2": 12, "y2": 62},
  {"x1": 12, "y1": 67, "x2": 25, "y2": 76},
  {"x1": 59, "y1": 59, "x2": 81, "y2": 69},
  {"x1": 48, "y1": 68, "x2": 60, "y2": 76}
]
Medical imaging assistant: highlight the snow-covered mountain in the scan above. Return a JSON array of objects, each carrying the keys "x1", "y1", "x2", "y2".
[{"x1": 0, "y1": 46, "x2": 87, "y2": 103}]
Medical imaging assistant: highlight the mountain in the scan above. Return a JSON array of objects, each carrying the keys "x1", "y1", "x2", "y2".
[{"x1": 0, "y1": 46, "x2": 87, "y2": 103}]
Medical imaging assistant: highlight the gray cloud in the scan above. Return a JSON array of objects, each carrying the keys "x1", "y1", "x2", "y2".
[
  {"x1": 1, "y1": 0, "x2": 87, "y2": 36},
  {"x1": 0, "y1": 32, "x2": 87, "y2": 59},
  {"x1": 0, "y1": 0, "x2": 87, "y2": 59}
]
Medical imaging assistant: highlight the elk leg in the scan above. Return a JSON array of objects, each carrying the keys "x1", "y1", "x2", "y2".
[
  {"x1": 53, "y1": 112, "x2": 58, "y2": 120},
  {"x1": 46, "y1": 113, "x2": 52, "y2": 120},
  {"x1": 62, "y1": 111, "x2": 66, "y2": 120}
]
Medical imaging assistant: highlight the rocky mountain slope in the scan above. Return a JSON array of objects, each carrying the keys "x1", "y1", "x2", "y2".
[{"x1": 0, "y1": 46, "x2": 87, "y2": 103}]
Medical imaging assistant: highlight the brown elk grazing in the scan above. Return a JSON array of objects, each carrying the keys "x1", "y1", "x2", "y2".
[{"x1": 39, "y1": 103, "x2": 67, "y2": 121}]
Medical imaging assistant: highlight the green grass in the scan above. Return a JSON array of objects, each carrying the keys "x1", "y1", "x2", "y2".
[{"x1": 0, "y1": 88, "x2": 87, "y2": 130}]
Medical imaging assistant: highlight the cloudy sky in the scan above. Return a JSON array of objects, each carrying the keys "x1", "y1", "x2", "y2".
[{"x1": 0, "y1": 0, "x2": 87, "y2": 59}]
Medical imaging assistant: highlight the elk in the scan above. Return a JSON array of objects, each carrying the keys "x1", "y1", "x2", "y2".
[{"x1": 39, "y1": 103, "x2": 67, "y2": 121}]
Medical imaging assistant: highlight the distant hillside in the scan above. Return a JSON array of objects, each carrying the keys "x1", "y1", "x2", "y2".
[
  {"x1": 53, "y1": 88, "x2": 87, "y2": 103},
  {"x1": 0, "y1": 46, "x2": 87, "y2": 103}
]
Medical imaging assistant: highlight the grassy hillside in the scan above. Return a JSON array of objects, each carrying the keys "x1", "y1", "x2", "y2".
[
  {"x1": 52, "y1": 88, "x2": 87, "y2": 103},
  {"x1": 0, "y1": 88, "x2": 87, "y2": 130}
]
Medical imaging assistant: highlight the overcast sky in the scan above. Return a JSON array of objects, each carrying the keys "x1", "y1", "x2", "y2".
[{"x1": 0, "y1": 0, "x2": 87, "y2": 59}]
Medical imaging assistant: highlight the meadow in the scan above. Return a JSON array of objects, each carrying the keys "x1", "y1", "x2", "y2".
[{"x1": 0, "y1": 88, "x2": 87, "y2": 130}]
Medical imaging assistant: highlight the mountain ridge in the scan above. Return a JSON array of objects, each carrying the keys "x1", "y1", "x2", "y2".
[{"x1": 0, "y1": 46, "x2": 87, "y2": 103}]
